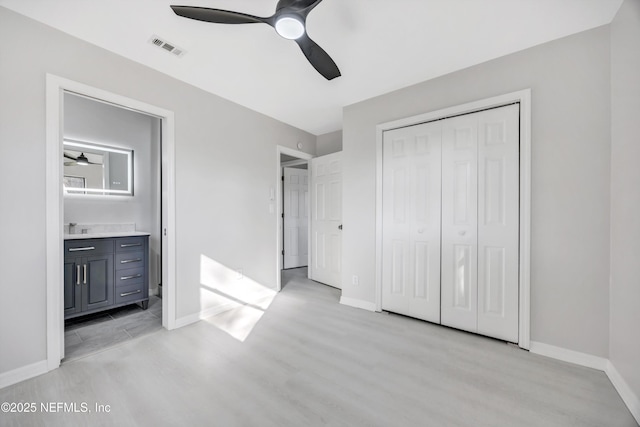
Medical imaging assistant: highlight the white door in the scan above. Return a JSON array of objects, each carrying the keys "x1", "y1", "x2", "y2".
[
  {"x1": 476, "y1": 105, "x2": 519, "y2": 342},
  {"x1": 310, "y1": 152, "x2": 342, "y2": 289},
  {"x1": 440, "y1": 104, "x2": 519, "y2": 342},
  {"x1": 381, "y1": 104, "x2": 520, "y2": 343},
  {"x1": 381, "y1": 121, "x2": 442, "y2": 323},
  {"x1": 283, "y1": 167, "x2": 309, "y2": 269},
  {"x1": 440, "y1": 113, "x2": 480, "y2": 333}
]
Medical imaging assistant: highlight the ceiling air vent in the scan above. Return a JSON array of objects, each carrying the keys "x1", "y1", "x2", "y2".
[{"x1": 148, "y1": 35, "x2": 185, "y2": 57}]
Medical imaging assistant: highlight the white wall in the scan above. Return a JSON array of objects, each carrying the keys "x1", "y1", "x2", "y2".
[
  {"x1": 342, "y1": 26, "x2": 612, "y2": 358},
  {"x1": 0, "y1": 7, "x2": 315, "y2": 376},
  {"x1": 316, "y1": 130, "x2": 342, "y2": 156},
  {"x1": 63, "y1": 92, "x2": 161, "y2": 290},
  {"x1": 610, "y1": 0, "x2": 640, "y2": 404}
]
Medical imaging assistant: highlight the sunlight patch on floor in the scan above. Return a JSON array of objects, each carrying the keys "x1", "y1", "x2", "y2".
[{"x1": 199, "y1": 254, "x2": 277, "y2": 341}]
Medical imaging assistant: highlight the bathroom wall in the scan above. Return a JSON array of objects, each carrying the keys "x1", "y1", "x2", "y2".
[{"x1": 63, "y1": 92, "x2": 162, "y2": 290}]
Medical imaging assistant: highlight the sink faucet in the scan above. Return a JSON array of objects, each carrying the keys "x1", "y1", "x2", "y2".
[{"x1": 69, "y1": 222, "x2": 77, "y2": 234}]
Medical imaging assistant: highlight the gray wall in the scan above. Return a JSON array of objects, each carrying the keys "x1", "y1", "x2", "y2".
[
  {"x1": 610, "y1": 0, "x2": 640, "y2": 402},
  {"x1": 316, "y1": 130, "x2": 342, "y2": 156},
  {"x1": 63, "y1": 92, "x2": 162, "y2": 291},
  {"x1": 0, "y1": 7, "x2": 315, "y2": 375},
  {"x1": 342, "y1": 26, "x2": 612, "y2": 358}
]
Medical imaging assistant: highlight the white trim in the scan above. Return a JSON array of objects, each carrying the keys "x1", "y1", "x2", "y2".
[
  {"x1": 606, "y1": 361, "x2": 640, "y2": 424},
  {"x1": 275, "y1": 145, "x2": 313, "y2": 292},
  {"x1": 339, "y1": 296, "x2": 377, "y2": 312},
  {"x1": 45, "y1": 75, "x2": 178, "y2": 377},
  {"x1": 45, "y1": 75, "x2": 64, "y2": 370},
  {"x1": 281, "y1": 159, "x2": 308, "y2": 168},
  {"x1": 529, "y1": 341, "x2": 608, "y2": 371},
  {"x1": 0, "y1": 360, "x2": 49, "y2": 389},
  {"x1": 374, "y1": 89, "x2": 532, "y2": 350},
  {"x1": 528, "y1": 342, "x2": 640, "y2": 423}
]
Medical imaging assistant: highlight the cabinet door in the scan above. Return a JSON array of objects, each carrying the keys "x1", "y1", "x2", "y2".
[
  {"x1": 82, "y1": 254, "x2": 114, "y2": 312},
  {"x1": 64, "y1": 258, "x2": 81, "y2": 316}
]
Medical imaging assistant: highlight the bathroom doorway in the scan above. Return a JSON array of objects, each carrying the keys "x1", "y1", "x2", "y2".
[
  {"x1": 45, "y1": 75, "x2": 177, "y2": 369},
  {"x1": 61, "y1": 92, "x2": 163, "y2": 361}
]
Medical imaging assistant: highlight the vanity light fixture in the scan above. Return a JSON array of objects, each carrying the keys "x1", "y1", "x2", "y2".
[{"x1": 76, "y1": 153, "x2": 89, "y2": 166}]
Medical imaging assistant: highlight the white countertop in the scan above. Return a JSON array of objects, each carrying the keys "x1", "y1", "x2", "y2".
[{"x1": 64, "y1": 231, "x2": 150, "y2": 240}]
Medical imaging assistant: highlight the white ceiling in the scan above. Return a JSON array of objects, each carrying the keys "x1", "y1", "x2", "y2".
[{"x1": 0, "y1": 0, "x2": 623, "y2": 135}]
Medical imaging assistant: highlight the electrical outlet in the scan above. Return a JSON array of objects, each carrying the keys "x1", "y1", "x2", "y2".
[{"x1": 352, "y1": 275, "x2": 359, "y2": 286}]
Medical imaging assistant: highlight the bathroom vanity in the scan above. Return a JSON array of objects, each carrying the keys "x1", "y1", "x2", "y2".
[{"x1": 64, "y1": 232, "x2": 150, "y2": 319}]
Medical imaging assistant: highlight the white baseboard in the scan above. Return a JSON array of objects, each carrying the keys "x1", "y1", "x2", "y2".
[
  {"x1": 606, "y1": 361, "x2": 640, "y2": 425},
  {"x1": 0, "y1": 360, "x2": 49, "y2": 389},
  {"x1": 529, "y1": 341, "x2": 608, "y2": 371},
  {"x1": 530, "y1": 342, "x2": 639, "y2": 424},
  {"x1": 173, "y1": 301, "x2": 239, "y2": 329},
  {"x1": 339, "y1": 296, "x2": 376, "y2": 312}
]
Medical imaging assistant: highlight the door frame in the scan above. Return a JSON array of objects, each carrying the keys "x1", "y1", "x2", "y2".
[
  {"x1": 275, "y1": 145, "x2": 313, "y2": 291},
  {"x1": 374, "y1": 89, "x2": 532, "y2": 350},
  {"x1": 45, "y1": 74, "x2": 177, "y2": 371}
]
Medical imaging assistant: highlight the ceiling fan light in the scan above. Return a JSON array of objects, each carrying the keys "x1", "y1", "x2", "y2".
[
  {"x1": 275, "y1": 16, "x2": 305, "y2": 40},
  {"x1": 77, "y1": 153, "x2": 89, "y2": 166}
]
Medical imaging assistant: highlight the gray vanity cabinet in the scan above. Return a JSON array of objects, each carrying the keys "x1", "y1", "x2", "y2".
[
  {"x1": 64, "y1": 235, "x2": 148, "y2": 319},
  {"x1": 64, "y1": 254, "x2": 114, "y2": 316}
]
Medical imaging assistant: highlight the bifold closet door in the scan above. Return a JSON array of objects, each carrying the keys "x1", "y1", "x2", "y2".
[
  {"x1": 476, "y1": 105, "x2": 519, "y2": 342},
  {"x1": 381, "y1": 121, "x2": 442, "y2": 323},
  {"x1": 440, "y1": 113, "x2": 479, "y2": 333},
  {"x1": 440, "y1": 104, "x2": 519, "y2": 342}
]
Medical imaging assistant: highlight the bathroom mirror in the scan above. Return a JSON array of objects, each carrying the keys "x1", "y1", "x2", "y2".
[{"x1": 63, "y1": 139, "x2": 134, "y2": 196}]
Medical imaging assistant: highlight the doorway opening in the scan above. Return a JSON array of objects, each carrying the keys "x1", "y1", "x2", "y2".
[
  {"x1": 61, "y1": 92, "x2": 163, "y2": 361},
  {"x1": 45, "y1": 75, "x2": 177, "y2": 371},
  {"x1": 276, "y1": 146, "x2": 312, "y2": 292}
]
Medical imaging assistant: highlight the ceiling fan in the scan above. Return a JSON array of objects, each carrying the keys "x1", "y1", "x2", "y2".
[
  {"x1": 170, "y1": 0, "x2": 341, "y2": 80},
  {"x1": 64, "y1": 152, "x2": 99, "y2": 166}
]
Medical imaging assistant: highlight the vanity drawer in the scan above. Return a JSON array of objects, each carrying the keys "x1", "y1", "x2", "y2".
[
  {"x1": 65, "y1": 239, "x2": 114, "y2": 256},
  {"x1": 115, "y1": 251, "x2": 145, "y2": 270},
  {"x1": 115, "y1": 236, "x2": 146, "y2": 253},
  {"x1": 115, "y1": 267, "x2": 144, "y2": 287},
  {"x1": 115, "y1": 282, "x2": 145, "y2": 304}
]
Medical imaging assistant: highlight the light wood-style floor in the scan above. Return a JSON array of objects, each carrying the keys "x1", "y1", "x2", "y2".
[{"x1": 1, "y1": 268, "x2": 636, "y2": 426}]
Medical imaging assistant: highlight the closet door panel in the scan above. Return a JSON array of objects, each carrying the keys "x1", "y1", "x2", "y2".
[
  {"x1": 477, "y1": 104, "x2": 520, "y2": 342},
  {"x1": 382, "y1": 122, "x2": 441, "y2": 322},
  {"x1": 441, "y1": 114, "x2": 478, "y2": 333}
]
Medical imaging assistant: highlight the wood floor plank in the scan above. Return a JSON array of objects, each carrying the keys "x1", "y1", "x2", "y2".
[{"x1": 0, "y1": 269, "x2": 636, "y2": 426}]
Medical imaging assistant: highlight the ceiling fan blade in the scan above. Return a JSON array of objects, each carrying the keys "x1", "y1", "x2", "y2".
[
  {"x1": 276, "y1": 0, "x2": 323, "y2": 13},
  {"x1": 295, "y1": 34, "x2": 340, "y2": 80},
  {"x1": 63, "y1": 153, "x2": 76, "y2": 161},
  {"x1": 170, "y1": 6, "x2": 266, "y2": 24}
]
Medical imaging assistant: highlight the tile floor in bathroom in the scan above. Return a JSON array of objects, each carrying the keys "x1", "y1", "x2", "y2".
[{"x1": 64, "y1": 295, "x2": 162, "y2": 362}]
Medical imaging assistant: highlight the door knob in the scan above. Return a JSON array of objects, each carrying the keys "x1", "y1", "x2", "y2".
[
  {"x1": 458, "y1": 230, "x2": 466, "y2": 236},
  {"x1": 338, "y1": 224, "x2": 343, "y2": 230}
]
